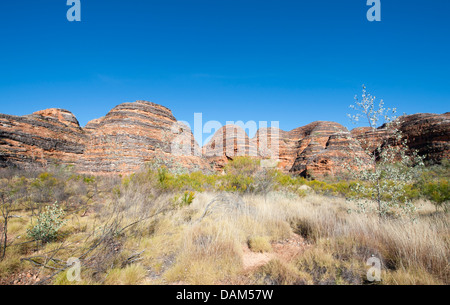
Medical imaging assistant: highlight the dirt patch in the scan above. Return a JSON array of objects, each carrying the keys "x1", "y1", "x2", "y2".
[
  {"x1": 0, "y1": 271, "x2": 41, "y2": 285},
  {"x1": 272, "y1": 233, "x2": 309, "y2": 262},
  {"x1": 241, "y1": 233, "x2": 309, "y2": 272},
  {"x1": 242, "y1": 244, "x2": 274, "y2": 271}
]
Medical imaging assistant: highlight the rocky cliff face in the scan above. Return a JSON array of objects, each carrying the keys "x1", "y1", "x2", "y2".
[
  {"x1": 203, "y1": 114, "x2": 450, "y2": 177},
  {"x1": 201, "y1": 121, "x2": 374, "y2": 177},
  {"x1": 202, "y1": 125, "x2": 254, "y2": 158},
  {"x1": 0, "y1": 102, "x2": 448, "y2": 177},
  {"x1": 78, "y1": 101, "x2": 206, "y2": 174},
  {"x1": 288, "y1": 122, "x2": 349, "y2": 176},
  {"x1": 0, "y1": 101, "x2": 206, "y2": 175},
  {"x1": 394, "y1": 113, "x2": 450, "y2": 162},
  {"x1": 0, "y1": 109, "x2": 86, "y2": 169}
]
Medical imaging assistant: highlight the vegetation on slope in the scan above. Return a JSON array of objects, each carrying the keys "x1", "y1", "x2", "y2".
[{"x1": 0, "y1": 157, "x2": 449, "y2": 285}]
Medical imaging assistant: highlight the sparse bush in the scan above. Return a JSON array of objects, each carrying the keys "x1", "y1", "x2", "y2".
[
  {"x1": 180, "y1": 191, "x2": 195, "y2": 206},
  {"x1": 347, "y1": 86, "x2": 425, "y2": 218},
  {"x1": 224, "y1": 157, "x2": 260, "y2": 176},
  {"x1": 420, "y1": 179, "x2": 449, "y2": 212},
  {"x1": 27, "y1": 204, "x2": 66, "y2": 243},
  {"x1": 157, "y1": 167, "x2": 170, "y2": 189},
  {"x1": 222, "y1": 174, "x2": 254, "y2": 193}
]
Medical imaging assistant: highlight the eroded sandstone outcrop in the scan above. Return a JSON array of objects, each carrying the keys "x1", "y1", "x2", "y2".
[
  {"x1": 0, "y1": 101, "x2": 206, "y2": 174},
  {"x1": 0, "y1": 109, "x2": 86, "y2": 169},
  {"x1": 78, "y1": 101, "x2": 206, "y2": 174},
  {"x1": 0, "y1": 102, "x2": 448, "y2": 177},
  {"x1": 394, "y1": 113, "x2": 450, "y2": 162},
  {"x1": 203, "y1": 125, "x2": 254, "y2": 158},
  {"x1": 204, "y1": 114, "x2": 450, "y2": 177}
]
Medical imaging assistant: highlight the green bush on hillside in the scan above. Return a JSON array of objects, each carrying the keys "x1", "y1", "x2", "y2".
[{"x1": 27, "y1": 204, "x2": 66, "y2": 243}]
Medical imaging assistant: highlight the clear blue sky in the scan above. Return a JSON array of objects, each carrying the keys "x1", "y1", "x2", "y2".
[{"x1": 0, "y1": 1, "x2": 449, "y2": 141}]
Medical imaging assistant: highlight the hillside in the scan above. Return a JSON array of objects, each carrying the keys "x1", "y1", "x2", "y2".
[{"x1": 1, "y1": 101, "x2": 449, "y2": 177}]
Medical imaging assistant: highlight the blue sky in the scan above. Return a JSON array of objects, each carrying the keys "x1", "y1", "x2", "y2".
[{"x1": 0, "y1": 1, "x2": 449, "y2": 142}]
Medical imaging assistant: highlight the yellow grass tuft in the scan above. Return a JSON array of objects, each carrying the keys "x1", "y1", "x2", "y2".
[
  {"x1": 104, "y1": 264, "x2": 147, "y2": 285},
  {"x1": 248, "y1": 236, "x2": 272, "y2": 253}
]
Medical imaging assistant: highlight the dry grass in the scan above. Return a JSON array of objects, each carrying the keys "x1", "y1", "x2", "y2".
[
  {"x1": 1, "y1": 188, "x2": 448, "y2": 285},
  {"x1": 163, "y1": 218, "x2": 243, "y2": 284},
  {"x1": 248, "y1": 236, "x2": 272, "y2": 253},
  {"x1": 287, "y1": 195, "x2": 449, "y2": 284},
  {"x1": 147, "y1": 192, "x2": 448, "y2": 285},
  {"x1": 0, "y1": 251, "x2": 21, "y2": 279},
  {"x1": 104, "y1": 264, "x2": 147, "y2": 285},
  {"x1": 255, "y1": 259, "x2": 312, "y2": 285}
]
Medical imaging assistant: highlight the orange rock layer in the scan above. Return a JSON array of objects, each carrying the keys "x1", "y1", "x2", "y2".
[{"x1": 0, "y1": 101, "x2": 449, "y2": 177}]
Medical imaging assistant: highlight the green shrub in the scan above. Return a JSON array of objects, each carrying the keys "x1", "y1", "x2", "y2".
[
  {"x1": 27, "y1": 204, "x2": 66, "y2": 243},
  {"x1": 83, "y1": 176, "x2": 96, "y2": 184},
  {"x1": 30, "y1": 172, "x2": 60, "y2": 202},
  {"x1": 181, "y1": 191, "x2": 196, "y2": 206},
  {"x1": 157, "y1": 167, "x2": 170, "y2": 188},
  {"x1": 421, "y1": 179, "x2": 449, "y2": 211},
  {"x1": 121, "y1": 174, "x2": 134, "y2": 188},
  {"x1": 224, "y1": 157, "x2": 260, "y2": 176},
  {"x1": 221, "y1": 174, "x2": 254, "y2": 193}
]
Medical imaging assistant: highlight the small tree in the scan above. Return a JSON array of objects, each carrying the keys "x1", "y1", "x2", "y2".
[
  {"x1": 0, "y1": 192, "x2": 12, "y2": 261},
  {"x1": 0, "y1": 176, "x2": 27, "y2": 261},
  {"x1": 347, "y1": 85, "x2": 424, "y2": 218}
]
